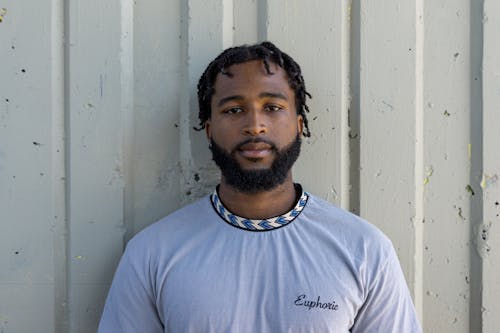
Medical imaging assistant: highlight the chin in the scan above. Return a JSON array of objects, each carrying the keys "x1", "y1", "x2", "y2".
[{"x1": 238, "y1": 160, "x2": 273, "y2": 170}]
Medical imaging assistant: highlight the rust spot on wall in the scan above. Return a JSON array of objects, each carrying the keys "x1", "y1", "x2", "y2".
[
  {"x1": 465, "y1": 184, "x2": 475, "y2": 196},
  {"x1": 477, "y1": 221, "x2": 492, "y2": 258},
  {"x1": 348, "y1": 131, "x2": 358, "y2": 139},
  {"x1": 481, "y1": 228, "x2": 488, "y2": 241},
  {"x1": 453, "y1": 205, "x2": 466, "y2": 221}
]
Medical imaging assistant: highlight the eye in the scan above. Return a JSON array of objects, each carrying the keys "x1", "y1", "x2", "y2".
[
  {"x1": 223, "y1": 106, "x2": 244, "y2": 114},
  {"x1": 264, "y1": 104, "x2": 283, "y2": 112}
]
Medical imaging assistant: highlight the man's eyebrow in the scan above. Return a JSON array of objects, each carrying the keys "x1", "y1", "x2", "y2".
[
  {"x1": 217, "y1": 95, "x2": 244, "y2": 107},
  {"x1": 216, "y1": 92, "x2": 288, "y2": 107},
  {"x1": 259, "y1": 92, "x2": 288, "y2": 100}
]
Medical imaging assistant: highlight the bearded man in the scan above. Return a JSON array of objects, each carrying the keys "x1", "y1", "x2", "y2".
[{"x1": 98, "y1": 41, "x2": 421, "y2": 333}]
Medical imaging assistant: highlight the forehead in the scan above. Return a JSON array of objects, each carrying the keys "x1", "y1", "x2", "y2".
[{"x1": 212, "y1": 60, "x2": 292, "y2": 96}]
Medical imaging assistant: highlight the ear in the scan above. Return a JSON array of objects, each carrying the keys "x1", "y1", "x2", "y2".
[
  {"x1": 205, "y1": 120, "x2": 212, "y2": 140},
  {"x1": 297, "y1": 114, "x2": 304, "y2": 136}
]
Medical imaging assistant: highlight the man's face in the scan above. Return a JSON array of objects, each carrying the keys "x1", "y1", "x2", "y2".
[{"x1": 205, "y1": 60, "x2": 303, "y2": 192}]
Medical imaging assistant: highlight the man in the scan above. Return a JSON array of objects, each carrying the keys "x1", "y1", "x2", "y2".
[{"x1": 98, "y1": 41, "x2": 421, "y2": 332}]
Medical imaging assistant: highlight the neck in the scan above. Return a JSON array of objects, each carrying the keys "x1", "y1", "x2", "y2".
[{"x1": 218, "y1": 174, "x2": 297, "y2": 220}]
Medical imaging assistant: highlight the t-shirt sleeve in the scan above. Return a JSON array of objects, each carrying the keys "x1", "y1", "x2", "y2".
[
  {"x1": 350, "y1": 245, "x2": 422, "y2": 333},
  {"x1": 98, "y1": 245, "x2": 163, "y2": 333}
]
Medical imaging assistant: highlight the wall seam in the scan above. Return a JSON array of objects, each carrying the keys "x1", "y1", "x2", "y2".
[
  {"x1": 469, "y1": 0, "x2": 484, "y2": 331},
  {"x1": 179, "y1": 0, "x2": 192, "y2": 203},
  {"x1": 340, "y1": 0, "x2": 351, "y2": 211},
  {"x1": 257, "y1": 0, "x2": 268, "y2": 41},
  {"x1": 413, "y1": 0, "x2": 424, "y2": 324},
  {"x1": 52, "y1": 0, "x2": 70, "y2": 331},
  {"x1": 121, "y1": 0, "x2": 135, "y2": 245},
  {"x1": 348, "y1": 0, "x2": 360, "y2": 215}
]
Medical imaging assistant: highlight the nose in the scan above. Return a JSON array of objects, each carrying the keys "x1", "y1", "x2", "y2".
[{"x1": 242, "y1": 109, "x2": 267, "y2": 136}]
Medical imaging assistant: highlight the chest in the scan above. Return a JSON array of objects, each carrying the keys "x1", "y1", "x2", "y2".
[{"x1": 154, "y1": 235, "x2": 365, "y2": 332}]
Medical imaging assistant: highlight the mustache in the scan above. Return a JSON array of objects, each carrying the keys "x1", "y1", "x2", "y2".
[{"x1": 232, "y1": 138, "x2": 278, "y2": 152}]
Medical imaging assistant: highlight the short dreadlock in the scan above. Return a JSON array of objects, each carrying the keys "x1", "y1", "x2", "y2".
[{"x1": 196, "y1": 41, "x2": 312, "y2": 137}]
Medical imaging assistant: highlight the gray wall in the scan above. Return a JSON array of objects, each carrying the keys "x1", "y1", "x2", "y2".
[{"x1": 0, "y1": 0, "x2": 499, "y2": 332}]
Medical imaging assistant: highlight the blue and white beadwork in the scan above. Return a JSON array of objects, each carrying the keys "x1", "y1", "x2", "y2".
[{"x1": 211, "y1": 189, "x2": 309, "y2": 231}]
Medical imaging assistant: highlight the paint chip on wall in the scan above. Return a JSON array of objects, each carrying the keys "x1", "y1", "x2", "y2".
[
  {"x1": 0, "y1": 8, "x2": 7, "y2": 23},
  {"x1": 480, "y1": 174, "x2": 498, "y2": 189},
  {"x1": 423, "y1": 166, "x2": 434, "y2": 185}
]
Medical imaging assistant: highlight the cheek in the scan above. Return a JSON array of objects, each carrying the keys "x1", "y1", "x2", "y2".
[
  {"x1": 278, "y1": 116, "x2": 302, "y2": 136},
  {"x1": 208, "y1": 124, "x2": 234, "y2": 147}
]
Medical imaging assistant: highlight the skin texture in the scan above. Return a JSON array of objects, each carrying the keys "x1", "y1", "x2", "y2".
[{"x1": 205, "y1": 60, "x2": 303, "y2": 219}]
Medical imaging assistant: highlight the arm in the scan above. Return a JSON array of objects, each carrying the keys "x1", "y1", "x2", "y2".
[{"x1": 98, "y1": 246, "x2": 163, "y2": 333}]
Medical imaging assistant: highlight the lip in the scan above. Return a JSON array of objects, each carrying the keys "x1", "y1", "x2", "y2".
[{"x1": 237, "y1": 142, "x2": 273, "y2": 159}]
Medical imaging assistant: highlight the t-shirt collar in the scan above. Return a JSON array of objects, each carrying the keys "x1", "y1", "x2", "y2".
[{"x1": 210, "y1": 185, "x2": 309, "y2": 232}]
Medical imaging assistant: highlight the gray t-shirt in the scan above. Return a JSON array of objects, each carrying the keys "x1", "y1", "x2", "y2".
[{"x1": 98, "y1": 188, "x2": 421, "y2": 332}]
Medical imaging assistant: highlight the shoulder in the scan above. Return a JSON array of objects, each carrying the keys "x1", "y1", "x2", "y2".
[
  {"x1": 301, "y1": 192, "x2": 408, "y2": 297},
  {"x1": 125, "y1": 195, "x2": 214, "y2": 256},
  {"x1": 303, "y1": 193, "x2": 393, "y2": 250},
  {"x1": 299, "y1": 192, "x2": 397, "y2": 284}
]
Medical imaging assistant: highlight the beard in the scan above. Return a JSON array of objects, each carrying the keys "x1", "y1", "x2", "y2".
[{"x1": 209, "y1": 134, "x2": 301, "y2": 194}]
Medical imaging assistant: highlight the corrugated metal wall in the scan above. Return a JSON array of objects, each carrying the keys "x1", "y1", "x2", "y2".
[{"x1": 1, "y1": 0, "x2": 499, "y2": 332}]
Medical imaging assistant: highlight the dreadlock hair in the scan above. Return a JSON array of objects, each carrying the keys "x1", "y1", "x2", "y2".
[{"x1": 196, "y1": 41, "x2": 312, "y2": 137}]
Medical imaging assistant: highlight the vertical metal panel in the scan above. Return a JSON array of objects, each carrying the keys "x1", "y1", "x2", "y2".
[
  {"x1": 51, "y1": 0, "x2": 69, "y2": 331},
  {"x1": 0, "y1": 0, "x2": 59, "y2": 331},
  {"x1": 482, "y1": 0, "x2": 500, "y2": 330},
  {"x1": 358, "y1": 0, "x2": 422, "y2": 311},
  {"x1": 66, "y1": 1, "x2": 126, "y2": 331},
  {"x1": 423, "y1": 1, "x2": 473, "y2": 332},
  {"x1": 127, "y1": 0, "x2": 184, "y2": 235}
]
